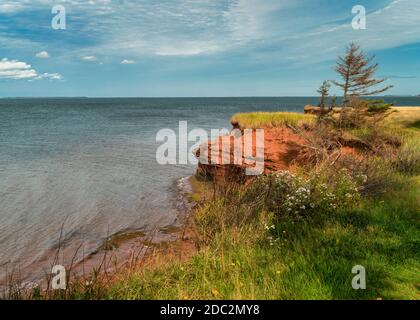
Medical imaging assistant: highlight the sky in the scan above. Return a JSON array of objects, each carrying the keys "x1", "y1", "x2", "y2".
[{"x1": 0, "y1": 0, "x2": 419, "y2": 97}]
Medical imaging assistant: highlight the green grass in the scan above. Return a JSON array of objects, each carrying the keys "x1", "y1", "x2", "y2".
[
  {"x1": 106, "y1": 182, "x2": 419, "y2": 300},
  {"x1": 231, "y1": 112, "x2": 315, "y2": 129}
]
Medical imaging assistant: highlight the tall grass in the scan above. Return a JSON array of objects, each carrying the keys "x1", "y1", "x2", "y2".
[{"x1": 231, "y1": 112, "x2": 315, "y2": 129}]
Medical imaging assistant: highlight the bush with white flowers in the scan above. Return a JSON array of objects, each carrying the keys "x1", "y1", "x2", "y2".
[{"x1": 248, "y1": 168, "x2": 362, "y2": 219}]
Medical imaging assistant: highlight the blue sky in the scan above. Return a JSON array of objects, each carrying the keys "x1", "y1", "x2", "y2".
[{"x1": 0, "y1": 0, "x2": 419, "y2": 97}]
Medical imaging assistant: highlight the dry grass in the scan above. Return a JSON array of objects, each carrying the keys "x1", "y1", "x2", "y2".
[{"x1": 387, "y1": 107, "x2": 420, "y2": 128}]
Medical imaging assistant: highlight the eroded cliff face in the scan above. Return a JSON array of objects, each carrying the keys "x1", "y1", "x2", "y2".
[{"x1": 194, "y1": 126, "x2": 309, "y2": 183}]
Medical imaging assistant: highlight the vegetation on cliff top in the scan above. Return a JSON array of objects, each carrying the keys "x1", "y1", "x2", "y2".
[{"x1": 231, "y1": 112, "x2": 315, "y2": 130}]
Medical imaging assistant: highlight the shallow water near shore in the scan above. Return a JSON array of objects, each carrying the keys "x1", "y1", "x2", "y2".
[{"x1": 0, "y1": 96, "x2": 419, "y2": 284}]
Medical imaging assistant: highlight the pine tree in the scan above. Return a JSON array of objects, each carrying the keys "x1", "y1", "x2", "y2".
[
  {"x1": 332, "y1": 43, "x2": 393, "y2": 114},
  {"x1": 317, "y1": 80, "x2": 330, "y2": 112}
]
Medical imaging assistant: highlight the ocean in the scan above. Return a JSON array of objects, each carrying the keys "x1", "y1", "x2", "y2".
[{"x1": 0, "y1": 96, "x2": 419, "y2": 283}]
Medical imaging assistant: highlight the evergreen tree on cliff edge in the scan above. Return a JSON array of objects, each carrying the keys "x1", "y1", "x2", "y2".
[{"x1": 332, "y1": 43, "x2": 393, "y2": 118}]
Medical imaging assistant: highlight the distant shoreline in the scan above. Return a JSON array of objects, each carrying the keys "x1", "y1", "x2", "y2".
[{"x1": 1, "y1": 95, "x2": 419, "y2": 99}]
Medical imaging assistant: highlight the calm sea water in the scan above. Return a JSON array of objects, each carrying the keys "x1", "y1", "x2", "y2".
[{"x1": 0, "y1": 96, "x2": 419, "y2": 282}]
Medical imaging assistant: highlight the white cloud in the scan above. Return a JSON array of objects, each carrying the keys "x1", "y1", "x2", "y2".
[
  {"x1": 35, "y1": 72, "x2": 63, "y2": 80},
  {"x1": 225, "y1": 0, "x2": 297, "y2": 43},
  {"x1": 2, "y1": 0, "x2": 420, "y2": 63},
  {"x1": 72, "y1": 0, "x2": 420, "y2": 60},
  {"x1": 36, "y1": 51, "x2": 50, "y2": 58},
  {"x1": 278, "y1": 0, "x2": 420, "y2": 65},
  {"x1": 81, "y1": 55, "x2": 98, "y2": 62},
  {"x1": 0, "y1": 58, "x2": 62, "y2": 80},
  {"x1": 0, "y1": 58, "x2": 37, "y2": 79},
  {"x1": 155, "y1": 42, "x2": 222, "y2": 56},
  {"x1": 0, "y1": 2, "x2": 24, "y2": 13},
  {"x1": 121, "y1": 59, "x2": 136, "y2": 64}
]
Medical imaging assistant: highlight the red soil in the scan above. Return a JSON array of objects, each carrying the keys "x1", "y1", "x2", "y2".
[{"x1": 195, "y1": 127, "x2": 309, "y2": 182}]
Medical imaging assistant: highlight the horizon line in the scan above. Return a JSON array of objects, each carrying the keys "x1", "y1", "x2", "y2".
[{"x1": 1, "y1": 94, "x2": 418, "y2": 99}]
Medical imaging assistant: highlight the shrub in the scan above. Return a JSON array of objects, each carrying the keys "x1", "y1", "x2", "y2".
[
  {"x1": 246, "y1": 169, "x2": 361, "y2": 219},
  {"x1": 367, "y1": 99, "x2": 393, "y2": 113},
  {"x1": 392, "y1": 140, "x2": 420, "y2": 175},
  {"x1": 344, "y1": 157, "x2": 405, "y2": 197},
  {"x1": 338, "y1": 98, "x2": 394, "y2": 129},
  {"x1": 194, "y1": 167, "x2": 363, "y2": 246}
]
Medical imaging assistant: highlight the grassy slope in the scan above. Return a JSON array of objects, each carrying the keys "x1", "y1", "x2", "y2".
[
  {"x1": 106, "y1": 108, "x2": 420, "y2": 300},
  {"x1": 108, "y1": 193, "x2": 419, "y2": 300}
]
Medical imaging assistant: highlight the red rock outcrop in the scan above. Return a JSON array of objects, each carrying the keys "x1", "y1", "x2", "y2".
[{"x1": 195, "y1": 127, "x2": 308, "y2": 183}]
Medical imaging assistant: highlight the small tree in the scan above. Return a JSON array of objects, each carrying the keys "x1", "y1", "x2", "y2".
[
  {"x1": 332, "y1": 43, "x2": 393, "y2": 115},
  {"x1": 317, "y1": 80, "x2": 330, "y2": 113}
]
